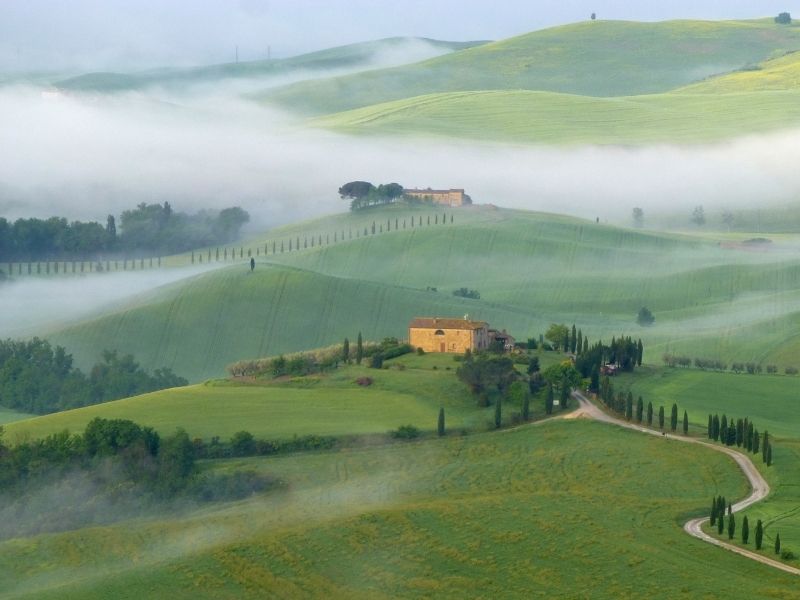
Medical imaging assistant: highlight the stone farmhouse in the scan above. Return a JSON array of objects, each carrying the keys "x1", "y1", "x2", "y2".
[
  {"x1": 403, "y1": 188, "x2": 471, "y2": 207},
  {"x1": 408, "y1": 317, "x2": 515, "y2": 353}
]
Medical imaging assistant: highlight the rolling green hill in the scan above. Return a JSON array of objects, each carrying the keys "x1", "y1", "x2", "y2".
[
  {"x1": 681, "y1": 49, "x2": 800, "y2": 93},
  {"x1": 55, "y1": 38, "x2": 487, "y2": 93},
  {"x1": 3, "y1": 419, "x2": 790, "y2": 599},
  {"x1": 311, "y1": 88, "x2": 800, "y2": 144},
  {"x1": 4, "y1": 352, "x2": 526, "y2": 442},
  {"x1": 263, "y1": 19, "x2": 800, "y2": 116},
  {"x1": 43, "y1": 205, "x2": 800, "y2": 382}
]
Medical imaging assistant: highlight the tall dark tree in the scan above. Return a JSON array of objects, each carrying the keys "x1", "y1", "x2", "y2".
[
  {"x1": 637, "y1": 339, "x2": 644, "y2": 366},
  {"x1": 742, "y1": 515, "x2": 750, "y2": 544},
  {"x1": 438, "y1": 407, "x2": 445, "y2": 436},
  {"x1": 546, "y1": 384, "x2": 554, "y2": 415},
  {"x1": 753, "y1": 429, "x2": 760, "y2": 454},
  {"x1": 728, "y1": 512, "x2": 736, "y2": 540},
  {"x1": 670, "y1": 403, "x2": 678, "y2": 432},
  {"x1": 762, "y1": 431, "x2": 770, "y2": 463},
  {"x1": 625, "y1": 392, "x2": 633, "y2": 421},
  {"x1": 636, "y1": 396, "x2": 644, "y2": 423},
  {"x1": 767, "y1": 444, "x2": 773, "y2": 466},
  {"x1": 356, "y1": 332, "x2": 364, "y2": 365},
  {"x1": 570, "y1": 324, "x2": 577, "y2": 353},
  {"x1": 494, "y1": 397, "x2": 502, "y2": 429},
  {"x1": 342, "y1": 338, "x2": 350, "y2": 363},
  {"x1": 717, "y1": 508, "x2": 725, "y2": 534},
  {"x1": 710, "y1": 497, "x2": 718, "y2": 526},
  {"x1": 775, "y1": 532, "x2": 781, "y2": 555},
  {"x1": 683, "y1": 410, "x2": 689, "y2": 435},
  {"x1": 658, "y1": 406, "x2": 665, "y2": 430},
  {"x1": 522, "y1": 393, "x2": 531, "y2": 421},
  {"x1": 560, "y1": 378, "x2": 570, "y2": 410},
  {"x1": 755, "y1": 519, "x2": 764, "y2": 550},
  {"x1": 647, "y1": 401, "x2": 654, "y2": 426},
  {"x1": 576, "y1": 330, "x2": 583, "y2": 356},
  {"x1": 707, "y1": 414, "x2": 713, "y2": 439}
]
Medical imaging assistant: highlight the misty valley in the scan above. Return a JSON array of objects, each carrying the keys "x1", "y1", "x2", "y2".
[{"x1": 3, "y1": 5, "x2": 800, "y2": 599}]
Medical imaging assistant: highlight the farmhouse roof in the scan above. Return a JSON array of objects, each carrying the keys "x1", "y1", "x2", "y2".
[
  {"x1": 409, "y1": 317, "x2": 488, "y2": 330},
  {"x1": 404, "y1": 188, "x2": 465, "y2": 194}
]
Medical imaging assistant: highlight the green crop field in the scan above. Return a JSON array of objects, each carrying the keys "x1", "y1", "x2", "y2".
[
  {"x1": 4, "y1": 354, "x2": 522, "y2": 442},
  {"x1": 311, "y1": 88, "x2": 800, "y2": 145},
  {"x1": 5, "y1": 419, "x2": 793, "y2": 599},
  {"x1": 614, "y1": 366, "x2": 800, "y2": 564},
  {"x1": 263, "y1": 19, "x2": 800, "y2": 116},
  {"x1": 54, "y1": 37, "x2": 486, "y2": 93},
  {"x1": 44, "y1": 205, "x2": 800, "y2": 382}
]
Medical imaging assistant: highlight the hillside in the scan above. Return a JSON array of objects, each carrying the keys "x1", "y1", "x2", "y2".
[
  {"x1": 41, "y1": 205, "x2": 800, "y2": 383},
  {"x1": 680, "y1": 49, "x2": 800, "y2": 93},
  {"x1": 311, "y1": 88, "x2": 800, "y2": 144},
  {"x1": 4, "y1": 419, "x2": 792, "y2": 598},
  {"x1": 4, "y1": 352, "x2": 521, "y2": 442},
  {"x1": 263, "y1": 19, "x2": 800, "y2": 116},
  {"x1": 54, "y1": 37, "x2": 487, "y2": 93}
]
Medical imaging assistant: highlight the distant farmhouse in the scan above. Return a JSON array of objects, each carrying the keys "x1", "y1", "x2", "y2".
[
  {"x1": 409, "y1": 317, "x2": 515, "y2": 353},
  {"x1": 403, "y1": 188, "x2": 472, "y2": 207}
]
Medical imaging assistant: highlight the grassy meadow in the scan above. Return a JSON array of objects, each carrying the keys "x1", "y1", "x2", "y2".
[
  {"x1": 614, "y1": 365, "x2": 800, "y2": 563},
  {"x1": 4, "y1": 419, "x2": 791, "y2": 599},
  {"x1": 312, "y1": 88, "x2": 800, "y2": 144},
  {"x1": 264, "y1": 19, "x2": 800, "y2": 116}
]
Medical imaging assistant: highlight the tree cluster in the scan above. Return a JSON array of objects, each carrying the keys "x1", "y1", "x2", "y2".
[
  {"x1": 452, "y1": 287, "x2": 481, "y2": 300},
  {"x1": 0, "y1": 339, "x2": 187, "y2": 414},
  {"x1": 0, "y1": 203, "x2": 249, "y2": 261},
  {"x1": 662, "y1": 355, "x2": 794, "y2": 375},
  {"x1": 339, "y1": 181, "x2": 404, "y2": 211},
  {"x1": 775, "y1": 12, "x2": 792, "y2": 24},
  {"x1": 456, "y1": 352, "x2": 517, "y2": 407},
  {"x1": 707, "y1": 413, "x2": 772, "y2": 465}
]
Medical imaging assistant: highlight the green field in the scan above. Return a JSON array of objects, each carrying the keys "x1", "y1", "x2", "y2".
[
  {"x1": 681, "y1": 49, "x2": 800, "y2": 93},
  {"x1": 54, "y1": 37, "x2": 486, "y2": 93},
  {"x1": 312, "y1": 88, "x2": 800, "y2": 144},
  {"x1": 0, "y1": 407, "x2": 34, "y2": 426},
  {"x1": 4, "y1": 419, "x2": 791, "y2": 599},
  {"x1": 263, "y1": 19, "x2": 800, "y2": 116},
  {"x1": 4, "y1": 353, "x2": 521, "y2": 442},
  {"x1": 615, "y1": 366, "x2": 800, "y2": 562},
  {"x1": 42, "y1": 205, "x2": 800, "y2": 382}
]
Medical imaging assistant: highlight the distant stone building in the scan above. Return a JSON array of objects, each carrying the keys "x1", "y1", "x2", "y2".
[
  {"x1": 488, "y1": 329, "x2": 516, "y2": 351},
  {"x1": 403, "y1": 188, "x2": 471, "y2": 207},
  {"x1": 409, "y1": 317, "x2": 489, "y2": 353}
]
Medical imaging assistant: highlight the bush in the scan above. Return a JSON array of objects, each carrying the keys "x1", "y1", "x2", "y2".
[
  {"x1": 452, "y1": 287, "x2": 481, "y2": 300},
  {"x1": 416, "y1": 347, "x2": 425, "y2": 355},
  {"x1": 767, "y1": 365, "x2": 778, "y2": 374},
  {"x1": 781, "y1": 549, "x2": 796, "y2": 560},
  {"x1": 786, "y1": 367, "x2": 798, "y2": 375},
  {"x1": 775, "y1": 12, "x2": 792, "y2": 24},
  {"x1": 355, "y1": 377, "x2": 373, "y2": 387},
  {"x1": 370, "y1": 354, "x2": 384, "y2": 369},
  {"x1": 391, "y1": 425, "x2": 420, "y2": 440},
  {"x1": 230, "y1": 431, "x2": 256, "y2": 457},
  {"x1": 636, "y1": 307, "x2": 655, "y2": 326}
]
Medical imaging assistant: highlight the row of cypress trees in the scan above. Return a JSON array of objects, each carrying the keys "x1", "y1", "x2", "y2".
[
  {"x1": 599, "y1": 379, "x2": 689, "y2": 434},
  {"x1": 710, "y1": 496, "x2": 782, "y2": 555},
  {"x1": 706, "y1": 414, "x2": 772, "y2": 466}
]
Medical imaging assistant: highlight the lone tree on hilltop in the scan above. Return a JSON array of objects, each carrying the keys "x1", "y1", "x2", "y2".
[
  {"x1": 632, "y1": 207, "x2": 644, "y2": 228},
  {"x1": 591, "y1": 12, "x2": 597, "y2": 20},
  {"x1": 637, "y1": 307, "x2": 655, "y2": 327},
  {"x1": 775, "y1": 12, "x2": 792, "y2": 24}
]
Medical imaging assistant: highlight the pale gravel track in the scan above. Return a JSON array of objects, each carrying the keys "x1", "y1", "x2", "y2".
[{"x1": 571, "y1": 391, "x2": 800, "y2": 576}]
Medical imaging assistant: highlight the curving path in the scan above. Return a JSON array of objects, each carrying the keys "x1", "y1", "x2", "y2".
[{"x1": 571, "y1": 391, "x2": 800, "y2": 576}]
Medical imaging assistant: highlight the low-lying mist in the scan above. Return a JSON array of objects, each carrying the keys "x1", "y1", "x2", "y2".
[
  {"x1": 1, "y1": 78, "x2": 799, "y2": 233},
  {"x1": 0, "y1": 265, "x2": 221, "y2": 337}
]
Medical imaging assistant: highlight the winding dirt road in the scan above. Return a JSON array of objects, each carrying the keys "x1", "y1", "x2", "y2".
[{"x1": 571, "y1": 391, "x2": 800, "y2": 576}]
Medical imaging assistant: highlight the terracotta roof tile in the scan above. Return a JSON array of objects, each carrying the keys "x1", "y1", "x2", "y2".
[{"x1": 409, "y1": 317, "x2": 488, "y2": 331}]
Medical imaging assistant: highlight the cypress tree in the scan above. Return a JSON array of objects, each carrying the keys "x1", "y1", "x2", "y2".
[
  {"x1": 767, "y1": 443, "x2": 773, "y2": 466},
  {"x1": 753, "y1": 429, "x2": 760, "y2": 454},
  {"x1": 570, "y1": 324, "x2": 577, "y2": 353},
  {"x1": 546, "y1": 385, "x2": 554, "y2": 415},
  {"x1": 712, "y1": 414, "x2": 720, "y2": 441},
  {"x1": 438, "y1": 407, "x2": 445, "y2": 436},
  {"x1": 522, "y1": 393, "x2": 530, "y2": 421},
  {"x1": 356, "y1": 332, "x2": 364, "y2": 365},
  {"x1": 742, "y1": 515, "x2": 749, "y2": 544},
  {"x1": 494, "y1": 398, "x2": 502, "y2": 429},
  {"x1": 576, "y1": 330, "x2": 583, "y2": 355},
  {"x1": 762, "y1": 431, "x2": 769, "y2": 463},
  {"x1": 670, "y1": 404, "x2": 678, "y2": 432},
  {"x1": 658, "y1": 406, "x2": 665, "y2": 430},
  {"x1": 637, "y1": 339, "x2": 644, "y2": 366},
  {"x1": 720, "y1": 415, "x2": 728, "y2": 443},
  {"x1": 647, "y1": 401, "x2": 653, "y2": 426},
  {"x1": 563, "y1": 329, "x2": 570, "y2": 353},
  {"x1": 736, "y1": 418, "x2": 744, "y2": 447},
  {"x1": 775, "y1": 532, "x2": 781, "y2": 555},
  {"x1": 636, "y1": 396, "x2": 644, "y2": 423},
  {"x1": 717, "y1": 509, "x2": 725, "y2": 534},
  {"x1": 755, "y1": 519, "x2": 763, "y2": 550},
  {"x1": 583, "y1": 337, "x2": 589, "y2": 354},
  {"x1": 728, "y1": 512, "x2": 735, "y2": 540},
  {"x1": 710, "y1": 497, "x2": 718, "y2": 526},
  {"x1": 560, "y1": 379, "x2": 569, "y2": 410},
  {"x1": 625, "y1": 392, "x2": 633, "y2": 421},
  {"x1": 342, "y1": 338, "x2": 350, "y2": 363},
  {"x1": 683, "y1": 410, "x2": 689, "y2": 435}
]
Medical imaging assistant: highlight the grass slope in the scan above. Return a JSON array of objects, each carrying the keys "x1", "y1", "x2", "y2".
[
  {"x1": 616, "y1": 366, "x2": 800, "y2": 563},
  {"x1": 3, "y1": 419, "x2": 786, "y2": 599},
  {"x1": 4, "y1": 353, "x2": 517, "y2": 442},
  {"x1": 681, "y1": 49, "x2": 800, "y2": 92},
  {"x1": 312, "y1": 88, "x2": 800, "y2": 144},
  {"x1": 264, "y1": 19, "x2": 800, "y2": 116},
  {"x1": 55, "y1": 38, "x2": 486, "y2": 93},
  {"x1": 46, "y1": 206, "x2": 800, "y2": 381}
]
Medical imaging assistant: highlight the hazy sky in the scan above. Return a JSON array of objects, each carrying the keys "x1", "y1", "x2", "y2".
[{"x1": 0, "y1": 0, "x2": 796, "y2": 72}]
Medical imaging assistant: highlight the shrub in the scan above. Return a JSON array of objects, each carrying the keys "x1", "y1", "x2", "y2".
[
  {"x1": 391, "y1": 425, "x2": 420, "y2": 440},
  {"x1": 452, "y1": 287, "x2": 481, "y2": 300},
  {"x1": 355, "y1": 377, "x2": 373, "y2": 387},
  {"x1": 786, "y1": 367, "x2": 798, "y2": 375},
  {"x1": 370, "y1": 354, "x2": 384, "y2": 369},
  {"x1": 766, "y1": 365, "x2": 778, "y2": 374},
  {"x1": 416, "y1": 347, "x2": 425, "y2": 355},
  {"x1": 775, "y1": 12, "x2": 792, "y2": 24},
  {"x1": 781, "y1": 549, "x2": 795, "y2": 560}
]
